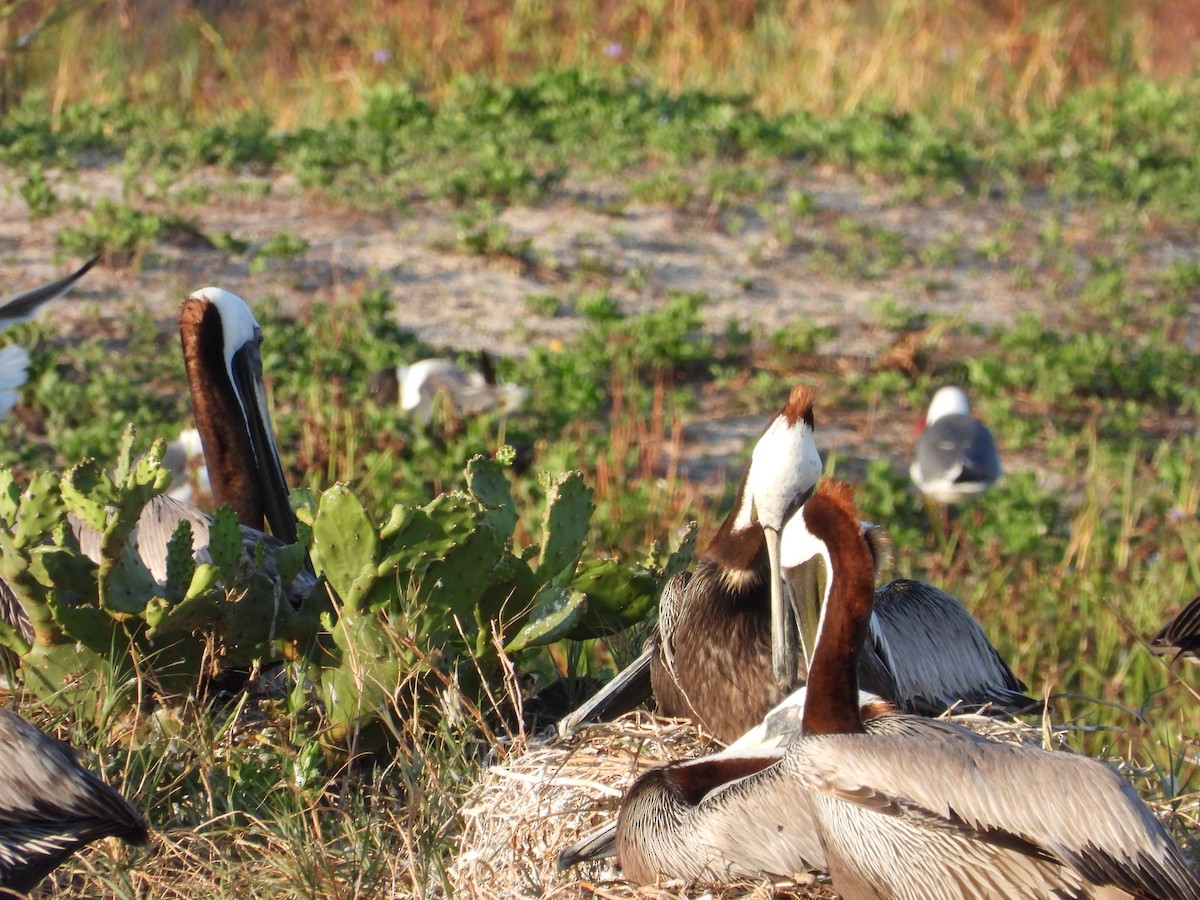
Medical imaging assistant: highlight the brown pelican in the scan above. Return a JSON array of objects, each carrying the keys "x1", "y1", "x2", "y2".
[
  {"x1": 178, "y1": 287, "x2": 300, "y2": 546},
  {"x1": 562, "y1": 388, "x2": 1027, "y2": 741},
  {"x1": 580, "y1": 483, "x2": 1200, "y2": 895},
  {"x1": 0, "y1": 287, "x2": 312, "y2": 644},
  {"x1": 1151, "y1": 595, "x2": 1200, "y2": 664},
  {"x1": 369, "y1": 353, "x2": 528, "y2": 422},
  {"x1": 780, "y1": 481, "x2": 1199, "y2": 898},
  {"x1": 562, "y1": 385, "x2": 824, "y2": 742},
  {"x1": 0, "y1": 256, "x2": 99, "y2": 419},
  {"x1": 0, "y1": 707, "x2": 147, "y2": 893},
  {"x1": 910, "y1": 385, "x2": 1001, "y2": 504},
  {"x1": 556, "y1": 685, "x2": 897, "y2": 877},
  {"x1": 833, "y1": 576, "x2": 1031, "y2": 717}
]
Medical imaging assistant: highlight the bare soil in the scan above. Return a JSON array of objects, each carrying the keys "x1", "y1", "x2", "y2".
[{"x1": 1, "y1": 160, "x2": 1195, "y2": 482}]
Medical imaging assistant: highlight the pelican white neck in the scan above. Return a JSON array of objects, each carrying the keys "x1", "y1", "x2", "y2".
[{"x1": 733, "y1": 413, "x2": 823, "y2": 533}]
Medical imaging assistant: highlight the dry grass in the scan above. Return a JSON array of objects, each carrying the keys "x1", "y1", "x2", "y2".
[
  {"x1": 451, "y1": 711, "x2": 835, "y2": 899},
  {"x1": 450, "y1": 708, "x2": 1094, "y2": 899},
  {"x1": 3, "y1": 1, "x2": 1199, "y2": 125}
]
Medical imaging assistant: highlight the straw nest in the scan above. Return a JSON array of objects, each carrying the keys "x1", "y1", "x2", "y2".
[{"x1": 449, "y1": 709, "x2": 1066, "y2": 899}]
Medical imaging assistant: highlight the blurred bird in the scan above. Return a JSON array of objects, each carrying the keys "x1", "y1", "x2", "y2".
[
  {"x1": 161, "y1": 427, "x2": 209, "y2": 504},
  {"x1": 369, "y1": 351, "x2": 528, "y2": 422},
  {"x1": 1150, "y1": 595, "x2": 1200, "y2": 665},
  {"x1": 910, "y1": 386, "x2": 1001, "y2": 504},
  {"x1": 0, "y1": 256, "x2": 99, "y2": 419},
  {"x1": 0, "y1": 707, "x2": 148, "y2": 894}
]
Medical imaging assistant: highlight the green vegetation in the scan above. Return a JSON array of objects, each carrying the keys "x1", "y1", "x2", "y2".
[{"x1": 0, "y1": 2, "x2": 1197, "y2": 896}]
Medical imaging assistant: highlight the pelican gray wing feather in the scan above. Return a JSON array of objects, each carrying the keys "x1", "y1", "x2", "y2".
[
  {"x1": 615, "y1": 747, "x2": 826, "y2": 883},
  {"x1": 69, "y1": 494, "x2": 314, "y2": 602},
  {"x1": 0, "y1": 708, "x2": 147, "y2": 892},
  {"x1": 0, "y1": 255, "x2": 98, "y2": 329},
  {"x1": 571, "y1": 707, "x2": 960, "y2": 882},
  {"x1": 788, "y1": 728, "x2": 1200, "y2": 899},
  {"x1": 863, "y1": 579, "x2": 1033, "y2": 715}
]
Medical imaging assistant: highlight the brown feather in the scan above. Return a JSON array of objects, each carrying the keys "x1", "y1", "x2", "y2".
[{"x1": 179, "y1": 295, "x2": 266, "y2": 531}]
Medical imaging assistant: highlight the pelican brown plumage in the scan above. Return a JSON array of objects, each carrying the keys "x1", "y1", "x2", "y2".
[
  {"x1": 1151, "y1": 595, "x2": 1200, "y2": 665},
  {"x1": 0, "y1": 287, "x2": 313, "y2": 645},
  {"x1": 0, "y1": 707, "x2": 148, "y2": 894},
  {"x1": 561, "y1": 385, "x2": 824, "y2": 742},
  {"x1": 178, "y1": 287, "x2": 300, "y2": 546},
  {"x1": 582, "y1": 484, "x2": 1200, "y2": 895},
  {"x1": 782, "y1": 481, "x2": 1200, "y2": 899}
]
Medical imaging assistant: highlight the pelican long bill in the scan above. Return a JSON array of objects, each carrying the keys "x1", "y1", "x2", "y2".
[{"x1": 228, "y1": 328, "x2": 298, "y2": 546}]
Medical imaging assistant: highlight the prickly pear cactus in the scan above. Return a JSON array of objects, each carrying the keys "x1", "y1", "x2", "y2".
[
  {"x1": 0, "y1": 431, "x2": 691, "y2": 745},
  {"x1": 307, "y1": 454, "x2": 692, "y2": 744},
  {"x1": 0, "y1": 427, "x2": 315, "y2": 721}
]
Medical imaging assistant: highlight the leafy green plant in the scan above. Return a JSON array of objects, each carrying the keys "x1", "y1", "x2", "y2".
[
  {"x1": 18, "y1": 164, "x2": 60, "y2": 219},
  {"x1": 56, "y1": 199, "x2": 173, "y2": 262},
  {"x1": 249, "y1": 229, "x2": 311, "y2": 274},
  {"x1": 0, "y1": 430, "x2": 690, "y2": 746}
]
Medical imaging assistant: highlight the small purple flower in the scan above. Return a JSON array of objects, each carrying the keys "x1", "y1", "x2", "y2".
[
  {"x1": 604, "y1": 43, "x2": 624, "y2": 60},
  {"x1": 373, "y1": 49, "x2": 391, "y2": 65}
]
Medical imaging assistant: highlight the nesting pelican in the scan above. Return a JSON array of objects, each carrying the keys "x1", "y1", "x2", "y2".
[
  {"x1": 0, "y1": 287, "x2": 313, "y2": 643},
  {"x1": 0, "y1": 256, "x2": 99, "y2": 419},
  {"x1": 562, "y1": 385, "x2": 824, "y2": 742},
  {"x1": 779, "y1": 482, "x2": 1198, "y2": 898},
  {"x1": 556, "y1": 685, "x2": 897, "y2": 877},
  {"x1": 910, "y1": 385, "x2": 1001, "y2": 504},
  {"x1": 563, "y1": 386, "x2": 1027, "y2": 742},
  {"x1": 0, "y1": 707, "x2": 148, "y2": 893},
  {"x1": 577, "y1": 483, "x2": 1200, "y2": 896}
]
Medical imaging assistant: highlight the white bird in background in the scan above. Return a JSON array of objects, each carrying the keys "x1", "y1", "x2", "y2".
[
  {"x1": 370, "y1": 351, "x2": 528, "y2": 422},
  {"x1": 910, "y1": 385, "x2": 1002, "y2": 504},
  {"x1": 0, "y1": 256, "x2": 99, "y2": 419},
  {"x1": 162, "y1": 427, "x2": 209, "y2": 504}
]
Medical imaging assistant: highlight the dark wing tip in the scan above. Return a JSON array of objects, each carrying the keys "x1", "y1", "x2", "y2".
[
  {"x1": 478, "y1": 350, "x2": 498, "y2": 386},
  {"x1": 1150, "y1": 596, "x2": 1200, "y2": 664}
]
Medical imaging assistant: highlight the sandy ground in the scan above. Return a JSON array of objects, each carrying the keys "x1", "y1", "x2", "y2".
[{"x1": 0, "y1": 159, "x2": 1196, "y2": 482}]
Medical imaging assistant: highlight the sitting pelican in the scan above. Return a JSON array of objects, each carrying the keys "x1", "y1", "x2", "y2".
[
  {"x1": 584, "y1": 483, "x2": 1200, "y2": 897},
  {"x1": 0, "y1": 256, "x2": 99, "y2": 420},
  {"x1": 0, "y1": 707, "x2": 147, "y2": 893},
  {"x1": 562, "y1": 387, "x2": 1028, "y2": 743},
  {"x1": 556, "y1": 685, "x2": 901, "y2": 877},
  {"x1": 1151, "y1": 595, "x2": 1200, "y2": 664},
  {"x1": 562, "y1": 385, "x2": 824, "y2": 742},
  {"x1": 910, "y1": 385, "x2": 1001, "y2": 504},
  {"x1": 0, "y1": 287, "x2": 313, "y2": 644}
]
